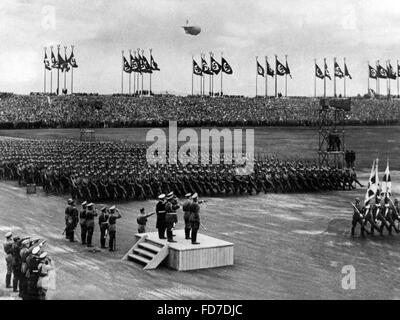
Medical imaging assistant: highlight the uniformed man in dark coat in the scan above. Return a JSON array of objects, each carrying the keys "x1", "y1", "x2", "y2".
[
  {"x1": 85, "y1": 203, "x2": 98, "y2": 247},
  {"x1": 156, "y1": 194, "x2": 167, "y2": 239},
  {"x1": 64, "y1": 199, "x2": 79, "y2": 242},
  {"x1": 98, "y1": 206, "x2": 109, "y2": 249},
  {"x1": 11, "y1": 236, "x2": 23, "y2": 294},
  {"x1": 189, "y1": 193, "x2": 201, "y2": 245},
  {"x1": 108, "y1": 205, "x2": 121, "y2": 251},
  {"x1": 3, "y1": 231, "x2": 13, "y2": 288},
  {"x1": 351, "y1": 198, "x2": 369, "y2": 237},
  {"x1": 79, "y1": 201, "x2": 88, "y2": 245},
  {"x1": 165, "y1": 192, "x2": 179, "y2": 243},
  {"x1": 182, "y1": 193, "x2": 192, "y2": 240}
]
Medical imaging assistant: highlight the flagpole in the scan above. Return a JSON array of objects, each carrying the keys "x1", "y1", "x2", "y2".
[
  {"x1": 210, "y1": 52, "x2": 213, "y2": 97},
  {"x1": 376, "y1": 60, "x2": 379, "y2": 96},
  {"x1": 265, "y1": 56, "x2": 268, "y2": 98},
  {"x1": 149, "y1": 49, "x2": 152, "y2": 96},
  {"x1": 57, "y1": 45, "x2": 60, "y2": 95},
  {"x1": 137, "y1": 48, "x2": 140, "y2": 95},
  {"x1": 333, "y1": 57, "x2": 336, "y2": 97},
  {"x1": 285, "y1": 54, "x2": 288, "y2": 97},
  {"x1": 191, "y1": 55, "x2": 194, "y2": 96},
  {"x1": 43, "y1": 47, "x2": 46, "y2": 94},
  {"x1": 71, "y1": 45, "x2": 74, "y2": 95},
  {"x1": 343, "y1": 57, "x2": 346, "y2": 98},
  {"x1": 386, "y1": 60, "x2": 389, "y2": 98},
  {"x1": 314, "y1": 59, "x2": 316, "y2": 98},
  {"x1": 133, "y1": 50, "x2": 136, "y2": 95},
  {"x1": 397, "y1": 60, "x2": 399, "y2": 98},
  {"x1": 221, "y1": 52, "x2": 223, "y2": 96},
  {"x1": 121, "y1": 50, "x2": 124, "y2": 94},
  {"x1": 64, "y1": 46, "x2": 67, "y2": 94},
  {"x1": 141, "y1": 50, "x2": 144, "y2": 96},
  {"x1": 367, "y1": 61, "x2": 370, "y2": 97},
  {"x1": 388, "y1": 60, "x2": 391, "y2": 98},
  {"x1": 50, "y1": 46, "x2": 53, "y2": 94},
  {"x1": 274, "y1": 54, "x2": 278, "y2": 98},
  {"x1": 128, "y1": 50, "x2": 132, "y2": 95},
  {"x1": 323, "y1": 58, "x2": 326, "y2": 98},
  {"x1": 256, "y1": 56, "x2": 258, "y2": 97}
]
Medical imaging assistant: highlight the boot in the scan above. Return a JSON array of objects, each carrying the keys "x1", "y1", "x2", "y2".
[
  {"x1": 6, "y1": 274, "x2": 11, "y2": 288},
  {"x1": 185, "y1": 228, "x2": 191, "y2": 239}
]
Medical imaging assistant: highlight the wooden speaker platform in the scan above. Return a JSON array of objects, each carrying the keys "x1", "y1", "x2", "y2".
[{"x1": 131, "y1": 230, "x2": 234, "y2": 271}]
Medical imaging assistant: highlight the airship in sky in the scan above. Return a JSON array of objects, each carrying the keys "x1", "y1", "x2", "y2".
[{"x1": 182, "y1": 20, "x2": 201, "y2": 36}]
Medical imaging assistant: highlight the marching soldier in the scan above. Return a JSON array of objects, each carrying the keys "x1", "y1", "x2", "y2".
[
  {"x1": 137, "y1": 208, "x2": 155, "y2": 234},
  {"x1": 189, "y1": 193, "x2": 201, "y2": 245},
  {"x1": 79, "y1": 201, "x2": 88, "y2": 245},
  {"x1": 3, "y1": 232, "x2": 13, "y2": 288},
  {"x1": 383, "y1": 197, "x2": 399, "y2": 235},
  {"x1": 85, "y1": 203, "x2": 98, "y2": 247},
  {"x1": 375, "y1": 197, "x2": 390, "y2": 235},
  {"x1": 98, "y1": 206, "x2": 109, "y2": 249},
  {"x1": 156, "y1": 194, "x2": 167, "y2": 239},
  {"x1": 108, "y1": 206, "x2": 121, "y2": 251},
  {"x1": 364, "y1": 202, "x2": 381, "y2": 236},
  {"x1": 182, "y1": 193, "x2": 192, "y2": 240},
  {"x1": 351, "y1": 198, "x2": 369, "y2": 237}
]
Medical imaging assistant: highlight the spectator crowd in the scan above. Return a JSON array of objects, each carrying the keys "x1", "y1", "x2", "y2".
[{"x1": 0, "y1": 94, "x2": 399, "y2": 129}]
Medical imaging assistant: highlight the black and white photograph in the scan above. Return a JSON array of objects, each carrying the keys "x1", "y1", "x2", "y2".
[{"x1": 0, "y1": 0, "x2": 400, "y2": 306}]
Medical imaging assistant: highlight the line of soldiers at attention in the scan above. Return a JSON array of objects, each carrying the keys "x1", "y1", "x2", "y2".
[
  {"x1": 351, "y1": 196, "x2": 400, "y2": 237},
  {"x1": 64, "y1": 199, "x2": 122, "y2": 250},
  {"x1": 3, "y1": 232, "x2": 54, "y2": 300},
  {"x1": 151, "y1": 192, "x2": 203, "y2": 244},
  {"x1": 0, "y1": 139, "x2": 360, "y2": 202}
]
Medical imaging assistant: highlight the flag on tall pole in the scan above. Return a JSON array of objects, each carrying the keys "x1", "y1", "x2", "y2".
[
  {"x1": 381, "y1": 160, "x2": 391, "y2": 197},
  {"x1": 193, "y1": 58, "x2": 202, "y2": 95},
  {"x1": 364, "y1": 159, "x2": 378, "y2": 205},
  {"x1": 220, "y1": 55, "x2": 232, "y2": 96},
  {"x1": 323, "y1": 58, "x2": 329, "y2": 97},
  {"x1": 121, "y1": 50, "x2": 124, "y2": 94},
  {"x1": 285, "y1": 55, "x2": 291, "y2": 97},
  {"x1": 344, "y1": 58, "x2": 351, "y2": 98},
  {"x1": 315, "y1": 60, "x2": 324, "y2": 97},
  {"x1": 256, "y1": 57, "x2": 264, "y2": 97},
  {"x1": 68, "y1": 45, "x2": 78, "y2": 94},
  {"x1": 56, "y1": 45, "x2": 61, "y2": 95}
]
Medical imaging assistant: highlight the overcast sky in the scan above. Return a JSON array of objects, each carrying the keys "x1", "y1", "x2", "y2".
[{"x1": 1, "y1": 0, "x2": 400, "y2": 96}]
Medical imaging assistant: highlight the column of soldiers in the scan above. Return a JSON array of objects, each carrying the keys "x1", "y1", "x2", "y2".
[
  {"x1": 64, "y1": 199, "x2": 121, "y2": 251},
  {"x1": 3, "y1": 232, "x2": 54, "y2": 300},
  {"x1": 0, "y1": 139, "x2": 359, "y2": 204},
  {"x1": 351, "y1": 196, "x2": 400, "y2": 237}
]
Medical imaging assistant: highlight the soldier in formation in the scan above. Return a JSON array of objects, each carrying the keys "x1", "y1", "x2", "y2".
[
  {"x1": 0, "y1": 139, "x2": 356, "y2": 203},
  {"x1": 351, "y1": 195, "x2": 400, "y2": 237},
  {"x1": 3, "y1": 233, "x2": 53, "y2": 300}
]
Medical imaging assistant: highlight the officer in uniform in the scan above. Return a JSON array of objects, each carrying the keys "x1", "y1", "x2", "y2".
[
  {"x1": 182, "y1": 193, "x2": 192, "y2": 240},
  {"x1": 98, "y1": 206, "x2": 109, "y2": 249},
  {"x1": 11, "y1": 236, "x2": 22, "y2": 294},
  {"x1": 165, "y1": 192, "x2": 179, "y2": 243},
  {"x1": 36, "y1": 251, "x2": 53, "y2": 300},
  {"x1": 351, "y1": 198, "x2": 369, "y2": 237},
  {"x1": 189, "y1": 193, "x2": 201, "y2": 245},
  {"x1": 79, "y1": 201, "x2": 88, "y2": 245},
  {"x1": 65, "y1": 199, "x2": 79, "y2": 242},
  {"x1": 85, "y1": 203, "x2": 98, "y2": 247},
  {"x1": 3, "y1": 231, "x2": 13, "y2": 288},
  {"x1": 26, "y1": 246, "x2": 41, "y2": 300},
  {"x1": 137, "y1": 208, "x2": 155, "y2": 233},
  {"x1": 108, "y1": 206, "x2": 121, "y2": 251},
  {"x1": 156, "y1": 194, "x2": 167, "y2": 239}
]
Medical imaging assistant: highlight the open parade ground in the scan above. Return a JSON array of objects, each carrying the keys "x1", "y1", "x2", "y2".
[{"x1": 1, "y1": 126, "x2": 400, "y2": 300}]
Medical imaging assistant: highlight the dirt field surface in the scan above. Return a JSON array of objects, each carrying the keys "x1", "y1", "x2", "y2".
[{"x1": 1, "y1": 126, "x2": 400, "y2": 300}]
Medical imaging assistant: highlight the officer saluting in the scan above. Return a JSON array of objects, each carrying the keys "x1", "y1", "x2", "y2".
[
  {"x1": 156, "y1": 194, "x2": 167, "y2": 239},
  {"x1": 137, "y1": 208, "x2": 155, "y2": 234},
  {"x1": 98, "y1": 206, "x2": 109, "y2": 249},
  {"x1": 189, "y1": 193, "x2": 201, "y2": 245},
  {"x1": 108, "y1": 206, "x2": 121, "y2": 251},
  {"x1": 79, "y1": 201, "x2": 88, "y2": 245},
  {"x1": 3, "y1": 232, "x2": 13, "y2": 288},
  {"x1": 182, "y1": 193, "x2": 192, "y2": 240},
  {"x1": 85, "y1": 203, "x2": 98, "y2": 247}
]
